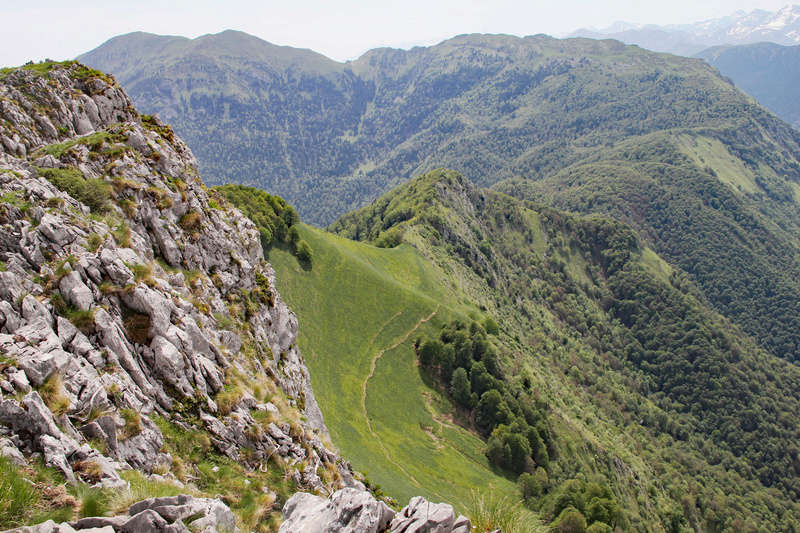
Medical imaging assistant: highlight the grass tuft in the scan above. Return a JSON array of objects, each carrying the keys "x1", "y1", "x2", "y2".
[{"x1": 39, "y1": 374, "x2": 70, "y2": 416}]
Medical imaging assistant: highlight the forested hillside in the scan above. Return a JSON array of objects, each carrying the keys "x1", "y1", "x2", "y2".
[
  {"x1": 262, "y1": 170, "x2": 800, "y2": 530},
  {"x1": 78, "y1": 31, "x2": 796, "y2": 224}
]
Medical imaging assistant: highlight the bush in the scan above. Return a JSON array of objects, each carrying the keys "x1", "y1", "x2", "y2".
[
  {"x1": 553, "y1": 507, "x2": 587, "y2": 533},
  {"x1": 86, "y1": 233, "x2": 104, "y2": 252},
  {"x1": 119, "y1": 409, "x2": 142, "y2": 440},
  {"x1": 295, "y1": 239, "x2": 313, "y2": 263},
  {"x1": 519, "y1": 472, "x2": 542, "y2": 502},
  {"x1": 179, "y1": 211, "x2": 203, "y2": 231}
]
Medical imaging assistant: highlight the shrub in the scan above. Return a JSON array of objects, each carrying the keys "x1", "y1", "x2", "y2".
[
  {"x1": 112, "y1": 222, "x2": 131, "y2": 247},
  {"x1": 295, "y1": 239, "x2": 313, "y2": 263},
  {"x1": 519, "y1": 472, "x2": 542, "y2": 503},
  {"x1": 179, "y1": 211, "x2": 202, "y2": 231},
  {"x1": 86, "y1": 233, "x2": 103, "y2": 252},
  {"x1": 215, "y1": 386, "x2": 243, "y2": 416},
  {"x1": 553, "y1": 507, "x2": 587, "y2": 533}
]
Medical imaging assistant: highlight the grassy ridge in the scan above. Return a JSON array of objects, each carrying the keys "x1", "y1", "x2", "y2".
[{"x1": 268, "y1": 226, "x2": 518, "y2": 508}]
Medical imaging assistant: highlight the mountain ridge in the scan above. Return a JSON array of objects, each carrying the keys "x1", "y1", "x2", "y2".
[{"x1": 570, "y1": 4, "x2": 800, "y2": 55}]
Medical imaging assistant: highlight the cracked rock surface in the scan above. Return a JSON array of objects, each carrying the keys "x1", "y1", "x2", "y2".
[{"x1": 0, "y1": 62, "x2": 350, "y2": 496}]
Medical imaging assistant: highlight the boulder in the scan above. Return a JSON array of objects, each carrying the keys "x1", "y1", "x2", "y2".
[
  {"x1": 389, "y1": 496, "x2": 457, "y2": 533},
  {"x1": 280, "y1": 488, "x2": 395, "y2": 533}
]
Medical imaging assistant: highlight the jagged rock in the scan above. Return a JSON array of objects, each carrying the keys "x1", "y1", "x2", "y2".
[
  {"x1": 451, "y1": 515, "x2": 471, "y2": 533},
  {"x1": 8, "y1": 369, "x2": 31, "y2": 393},
  {"x1": 3, "y1": 495, "x2": 237, "y2": 533},
  {"x1": 38, "y1": 214, "x2": 73, "y2": 246},
  {"x1": 3, "y1": 519, "x2": 78, "y2": 532},
  {"x1": 280, "y1": 488, "x2": 395, "y2": 533},
  {"x1": 58, "y1": 272, "x2": 93, "y2": 311},
  {"x1": 0, "y1": 436, "x2": 26, "y2": 465},
  {"x1": 0, "y1": 62, "x2": 354, "y2": 529},
  {"x1": 389, "y1": 496, "x2": 459, "y2": 533}
]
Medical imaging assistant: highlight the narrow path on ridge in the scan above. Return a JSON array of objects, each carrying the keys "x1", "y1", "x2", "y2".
[{"x1": 360, "y1": 305, "x2": 440, "y2": 490}]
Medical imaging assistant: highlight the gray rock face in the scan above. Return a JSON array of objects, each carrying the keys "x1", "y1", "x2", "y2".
[
  {"x1": 390, "y1": 496, "x2": 458, "y2": 533},
  {"x1": 3, "y1": 494, "x2": 237, "y2": 533},
  {"x1": 0, "y1": 62, "x2": 351, "y2": 505},
  {"x1": 280, "y1": 488, "x2": 395, "y2": 533},
  {"x1": 58, "y1": 271, "x2": 93, "y2": 311},
  {"x1": 280, "y1": 491, "x2": 473, "y2": 533}
]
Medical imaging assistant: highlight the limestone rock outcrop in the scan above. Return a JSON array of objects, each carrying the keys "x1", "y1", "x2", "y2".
[
  {"x1": 0, "y1": 62, "x2": 348, "y2": 497},
  {"x1": 280, "y1": 489, "x2": 473, "y2": 533},
  {"x1": 3, "y1": 494, "x2": 238, "y2": 533}
]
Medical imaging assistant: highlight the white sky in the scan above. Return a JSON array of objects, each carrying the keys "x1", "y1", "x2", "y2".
[{"x1": 0, "y1": 0, "x2": 792, "y2": 67}]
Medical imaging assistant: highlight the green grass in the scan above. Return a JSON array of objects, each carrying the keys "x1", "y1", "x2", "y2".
[
  {"x1": 270, "y1": 225, "x2": 518, "y2": 509},
  {"x1": 674, "y1": 134, "x2": 759, "y2": 194}
]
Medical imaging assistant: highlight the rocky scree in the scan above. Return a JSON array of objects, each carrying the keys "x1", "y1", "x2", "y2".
[{"x1": 0, "y1": 62, "x2": 357, "y2": 527}]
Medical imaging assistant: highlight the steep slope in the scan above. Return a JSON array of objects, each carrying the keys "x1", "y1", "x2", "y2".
[
  {"x1": 698, "y1": 42, "x2": 800, "y2": 129},
  {"x1": 0, "y1": 61, "x2": 354, "y2": 531},
  {"x1": 496, "y1": 127, "x2": 800, "y2": 365},
  {"x1": 268, "y1": 169, "x2": 800, "y2": 531},
  {"x1": 570, "y1": 5, "x2": 800, "y2": 55}
]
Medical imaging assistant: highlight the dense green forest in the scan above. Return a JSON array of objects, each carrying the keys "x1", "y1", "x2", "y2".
[{"x1": 496, "y1": 131, "x2": 800, "y2": 364}]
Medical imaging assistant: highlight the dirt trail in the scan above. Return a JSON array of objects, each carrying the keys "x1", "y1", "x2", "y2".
[{"x1": 360, "y1": 305, "x2": 439, "y2": 488}]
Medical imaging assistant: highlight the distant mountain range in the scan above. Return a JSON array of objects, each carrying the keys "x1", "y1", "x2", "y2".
[
  {"x1": 698, "y1": 42, "x2": 800, "y2": 130},
  {"x1": 571, "y1": 4, "x2": 800, "y2": 56}
]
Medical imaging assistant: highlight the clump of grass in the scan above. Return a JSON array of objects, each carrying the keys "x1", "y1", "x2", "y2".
[
  {"x1": 190, "y1": 297, "x2": 210, "y2": 315},
  {"x1": 73, "y1": 460, "x2": 104, "y2": 484},
  {"x1": 37, "y1": 167, "x2": 111, "y2": 213},
  {"x1": 117, "y1": 197, "x2": 138, "y2": 218},
  {"x1": 86, "y1": 232, "x2": 104, "y2": 252},
  {"x1": 118, "y1": 409, "x2": 142, "y2": 440},
  {"x1": 39, "y1": 374, "x2": 70, "y2": 416},
  {"x1": 64, "y1": 307, "x2": 96, "y2": 335},
  {"x1": 108, "y1": 470, "x2": 187, "y2": 515},
  {"x1": 179, "y1": 210, "x2": 203, "y2": 232},
  {"x1": 112, "y1": 222, "x2": 131, "y2": 247},
  {"x1": 129, "y1": 262, "x2": 153, "y2": 284},
  {"x1": 146, "y1": 186, "x2": 173, "y2": 209},
  {"x1": 74, "y1": 484, "x2": 109, "y2": 518},
  {"x1": 45, "y1": 197, "x2": 63, "y2": 209},
  {"x1": 215, "y1": 386, "x2": 243, "y2": 416},
  {"x1": 468, "y1": 491, "x2": 546, "y2": 533},
  {"x1": 0, "y1": 456, "x2": 39, "y2": 528}
]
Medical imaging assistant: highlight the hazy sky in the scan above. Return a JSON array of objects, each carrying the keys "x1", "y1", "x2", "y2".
[{"x1": 0, "y1": 0, "x2": 792, "y2": 67}]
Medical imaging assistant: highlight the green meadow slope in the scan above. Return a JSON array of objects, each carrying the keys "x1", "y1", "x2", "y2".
[{"x1": 268, "y1": 228, "x2": 520, "y2": 509}]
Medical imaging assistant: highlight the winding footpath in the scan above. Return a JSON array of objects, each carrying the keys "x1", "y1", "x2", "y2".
[{"x1": 360, "y1": 305, "x2": 440, "y2": 488}]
